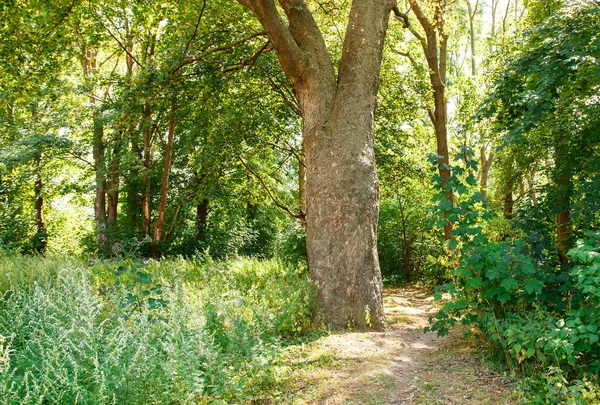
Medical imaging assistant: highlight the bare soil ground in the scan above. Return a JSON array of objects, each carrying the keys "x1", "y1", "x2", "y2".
[{"x1": 274, "y1": 285, "x2": 520, "y2": 404}]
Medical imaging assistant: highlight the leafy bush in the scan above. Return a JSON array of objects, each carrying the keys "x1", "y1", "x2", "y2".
[
  {"x1": 426, "y1": 148, "x2": 600, "y2": 403},
  {"x1": 0, "y1": 254, "x2": 315, "y2": 404}
]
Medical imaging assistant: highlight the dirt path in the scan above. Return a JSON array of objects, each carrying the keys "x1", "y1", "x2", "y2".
[{"x1": 275, "y1": 286, "x2": 519, "y2": 404}]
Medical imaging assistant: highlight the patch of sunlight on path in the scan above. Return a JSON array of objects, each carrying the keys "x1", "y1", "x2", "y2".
[{"x1": 274, "y1": 285, "x2": 521, "y2": 405}]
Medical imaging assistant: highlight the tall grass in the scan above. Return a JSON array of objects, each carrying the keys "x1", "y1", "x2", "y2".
[{"x1": 0, "y1": 252, "x2": 315, "y2": 404}]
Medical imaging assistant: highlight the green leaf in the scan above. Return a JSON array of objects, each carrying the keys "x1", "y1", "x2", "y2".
[
  {"x1": 114, "y1": 265, "x2": 128, "y2": 275},
  {"x1": 148, "y1": 297, "x2": 168, "y2": 309},
  {"x1": 498, "y1": 293, "x2": 511, "y2": 303},
  {"x1": 468, "y1": 276, "x2": 483, "y2": 289},
  {"x1": 500, "y1": 278, "x2": 519, "y2": 291},
  {"x1": 524, "y1": 279, "x2": 543, "y2": 294},
  {"x1": 137, "y1": 272, "x2": 152, "y2": 284}
]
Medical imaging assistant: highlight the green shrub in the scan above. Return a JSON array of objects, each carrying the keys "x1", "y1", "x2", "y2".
[
  {"x1": 426, "y1": 149, "x2": 600, "y2": 403},
  {"x1": 0, "y1": 254, "x2": 315, "y2": 404}
]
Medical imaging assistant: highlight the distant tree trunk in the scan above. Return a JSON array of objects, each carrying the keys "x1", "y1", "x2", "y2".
[
  {"x1": 33, "y1": 152, "x2": 47, "y2": 253},
  {"x1": 80, "y1": 45, "x2": 108, "y2": 246},
  {"x1": 238, "y1": 0, "x2": 393, "y2": 329},
  {"x1": 195, "y1": 199, "x2": 209, "y2": 241},
  {"x1": 480, "y1": 145, "x2": 494, "y2": 200},
  {"x1": 398, "y1": 196, "x2": 411, "y2": 283},
  {"x1": 141, "y1": 102, "x2": 152, "y2": 237},
  {"x1": 152, "y1": 97, "x2": 177, "y2": 255},
  {"x1": 466, "y1": 0, "x2": 479, "y2": 77},
  {"x1": 526, "y1": 173, "x2": 537, "y2": 205},
  {"x1": 404, "y1": 0, "x2": 453, "y2": 240},
  {"x1": 554, "y1": 138, "x2": 572, "y2": 264},
  {"x1": 92, "y1": 109, "x2": 107, "y2": 239},
  {"x1": 490, "y1": 0, "x2": 499, "y2": 53},
  {"x1": 503, "y1": 192, "x2": 513, "y2": 220},
  {"x1": 106, "y1": 142, "x2": 120, "y2": 224}
]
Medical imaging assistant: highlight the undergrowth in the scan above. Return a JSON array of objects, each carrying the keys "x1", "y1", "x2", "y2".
[
  {"x1": 426, "y1": 148, "x2": 600, "y2": 404},
  {"x1": 0, "y1": 252, "x2": 316, "y2": 404}
]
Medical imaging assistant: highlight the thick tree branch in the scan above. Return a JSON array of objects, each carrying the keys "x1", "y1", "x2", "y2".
[{"x1": 237, "y1": 0, "x2": 306, "y2": 83}]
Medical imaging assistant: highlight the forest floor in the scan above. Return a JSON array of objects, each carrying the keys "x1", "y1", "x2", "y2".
[{"x1": 274, "y1": 285, "x2": 521, "y2": 404}]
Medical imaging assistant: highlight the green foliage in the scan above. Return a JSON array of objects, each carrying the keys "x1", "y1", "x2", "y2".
[
  {"x1": 426, "y1": 147, "x2": 600, "y2": 401},
  {"x1": 0, "y1": 254, "x2": 315, "y2": 403}
]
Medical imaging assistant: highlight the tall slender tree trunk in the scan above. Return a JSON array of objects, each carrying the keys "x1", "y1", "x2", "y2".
[
  {"x1": 92, "y1": 108, "x2": 107, "y2": 238},
  {"x1": 466, "y1": 0, "x2": 479, "y2": 77},
  {"x1": 107, "y1": 140, "x2": 120, "y2": 224},
  {"x1": 398, "y1": 196, "x2": 411, "y2": 283},
  {"x1": 80, "y1": 46, "x2": 108, "y2": 246},
  {"x1": 238, "y1": 0, "x2": 394, "y2": 329},
  {"x1": 554, "y1": 138, "x2": 572, "y2": 265},
  {"x1": 480, "y1": 145, "x2": 493, "y2": 200},
  {"x1": 195, "y1": 199, "x2": 209, "y2": 241},
  {"x1": 33, "y1": 152, "x2": 47, "y2": 253},
  {"x1": 526, "y1": 173, "x2": 537, "y2": 205},
  {"x1": 152, "y1": 97, "x2": 177, "y2": 255},
  {"x1": 141, "y1": 102, "x2": 152, "y2": 236},
  {"x1": 503, "y1": 192, "x2": 513, "y2": 220},
  {"x1": 404, "y1": 0, "x2": 453, "y2": 239}
]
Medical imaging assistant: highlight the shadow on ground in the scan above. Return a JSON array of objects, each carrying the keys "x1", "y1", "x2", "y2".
[{"x1": 274, "y1": 285, "x2": 519, "y2": 404}]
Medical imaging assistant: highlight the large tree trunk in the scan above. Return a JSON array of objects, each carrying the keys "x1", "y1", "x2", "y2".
[
  {"x1": 298, "y1": 152, "x2": 306, "y2": 228},
  {"x1": 239, "y1": 0, "x2": 393, "y2": 329}
]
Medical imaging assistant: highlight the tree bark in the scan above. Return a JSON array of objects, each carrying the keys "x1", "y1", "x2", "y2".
[
  {"x1": 195, "y1": 199, "x2": 209, "y2": 241},
  {"x1": 80, "y1": 46, "x2": 108, "y2": 245},
  {"x1": 106, "y1": 140, "x2": 120, "y2": 224},
  {"x1": 466, "y1": 0, "x2": 479, "y2": 77},
  {"x1": 479, "y1": 145, "x2": 493, "y2": 200},
  {"x1": 405, "y1": 0, "x2": 453, "y2": 240},
  {"x1": 152, "y1": 97, "x2": 177, "y2": 254},
  {"x1": 92, "y1": 108, "x2": 107, "y2": 238},
  {"x1": 33, "y1": 152, "x2": 47, "y2": 253},
  {"x1": 298, "y1": 151, "x2": 306, "y2": 228},
  {"x1": 141, "y1": 102, "x2": 152, "y2": 236},
  {"x1": 503, "y1": 192, "x2": 513, "y2": 220},
  {"x1": 398, "y1": 196, "x2": 411, "y2": 283},
  {"x1": 526, "y1": 173, "x2": 537, "y2": 205},
  {"x1": 554, "y1": 138, "x2": 572, "y2": 265},
  {"x1": 238, "y1": 0, "x2": 393, "y2": 329}
]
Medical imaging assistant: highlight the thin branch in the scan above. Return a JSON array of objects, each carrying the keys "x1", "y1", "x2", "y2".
[
  {"x1": 397, "y1": 50, "x2": 421, "y2": 72},
  {"x1": 221, "y1": 41, "x2": 273, "y2": 72},
  {"x1": 237, "y1": 155, "x2": 302, "y2": 220},
  {"x1": 182, "y1": 0, "x2": 207, "y2": 58},
  {"x1": 95, "y1": 13, "x2": 142, "y2": 68},
  {"x1": 171, "y1": 31, "x2": 266, "y2": 73},
  {"x1": 264, "y1": 73, "x2": 301, "y2": 115},
  {"x1": 392, "y1": 6, "x2": 425, "y2": 44}
]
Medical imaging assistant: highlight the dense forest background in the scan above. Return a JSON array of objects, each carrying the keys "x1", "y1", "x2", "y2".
[{"x1": 0, "y1": 0, "x2": 599, "y2": 403}]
